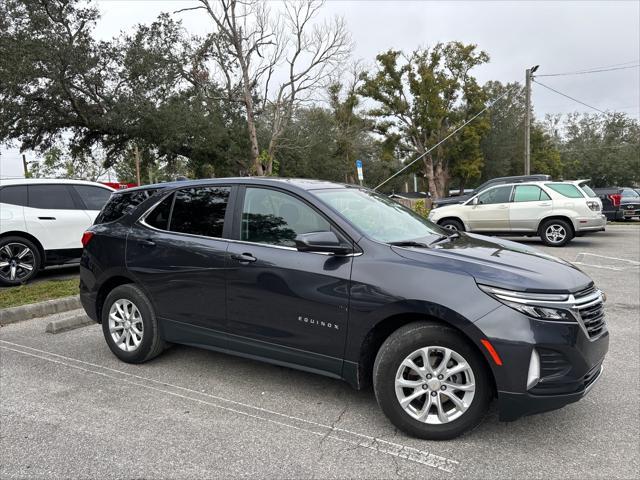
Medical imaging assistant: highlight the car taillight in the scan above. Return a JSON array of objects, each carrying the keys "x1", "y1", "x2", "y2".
[
  {"x1": 587, "y1": 201, "x2": 600, "y2": 211},
  {"x1": 81, "y1": 231, "x2": 94, "y2": 247},
  {"x1": 608, "y1": 194, "x2": 621, "y2": 207}
]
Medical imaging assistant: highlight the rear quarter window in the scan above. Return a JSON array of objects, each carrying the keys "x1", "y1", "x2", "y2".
[
  {"x1": 546, "y1": 183, "x2": 584, "y2": 199},
  {"x1": 0, "y1": 186, "x2": 28, "y2": 206},
  {"x1": 95, "y1": 189, "x2": 158, "y2": 224},
  {"x1": 73, "y1": 185, "x2": 113, "y2": 210}
]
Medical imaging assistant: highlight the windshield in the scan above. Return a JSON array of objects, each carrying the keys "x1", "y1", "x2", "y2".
[
  {"x1": 622, "y1": 188, "x2": 640, "y2": 198},
  {"x1": 579, "y1": 184, "x2": 598, "y2": 198},
  {"x1": 313, "y1": 188, "x2": 443, "y2": 243}
]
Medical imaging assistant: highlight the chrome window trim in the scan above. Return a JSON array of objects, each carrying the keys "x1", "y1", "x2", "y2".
[{"x1": 137, "y1": 193, "x2": 361, "y2": 257}]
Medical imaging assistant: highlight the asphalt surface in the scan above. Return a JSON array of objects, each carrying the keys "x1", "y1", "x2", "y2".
[{"x1": 1, "y1": 225, "x2": 639, "y2": 479}]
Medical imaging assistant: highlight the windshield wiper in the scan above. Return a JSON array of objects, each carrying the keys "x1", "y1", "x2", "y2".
[
  {"x1": 428, "y1": 231, "x2": 461, "y2": 246},
  {"x1": 388, "y1": 241, "x2": 430, "y2": 248}
]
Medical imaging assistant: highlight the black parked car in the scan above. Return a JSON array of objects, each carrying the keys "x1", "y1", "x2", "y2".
[
  {"x1": 80, "y1": 178, "x2": 608, "y2": 439},
  {"x1": 431, "y1": 174, "x2": 552, "y2": 209},
  {"x1": 593, "y1": 187, "x2": 640, "y2": 220}
]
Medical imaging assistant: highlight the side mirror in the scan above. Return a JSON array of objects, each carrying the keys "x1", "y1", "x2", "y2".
[
  {"x1": 471, "y1": 197, "x2": 479, "y2": 206},
  {"x1": 294, "y1": 231, "x2": 351, "y2": 255}
]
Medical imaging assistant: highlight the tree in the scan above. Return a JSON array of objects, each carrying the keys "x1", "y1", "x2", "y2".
[
  {"x1": 30, "y1": 146, "x2": 107, "y2": 180},
  {"x1": 359, "y1": 43, "x2": 490, "y2": 198},
  {"x1": 179, "y1": 0, "x2": 350, "y2": 176}
]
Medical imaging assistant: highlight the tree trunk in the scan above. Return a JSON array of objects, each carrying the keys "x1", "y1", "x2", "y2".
[
  {"x1": 238, "y1": 54, "x2": 262, "y2": 176},
  {"x1": 422, "y1": 154, "x2": 439, "y2": 199}
]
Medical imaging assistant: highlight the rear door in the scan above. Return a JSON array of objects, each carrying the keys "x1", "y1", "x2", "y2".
[
  {"x1": 509, "y1": 185, "x2": 553, "y2": 232},
  {"x1": 126, "y1": 185, "x2": 234, "y2": 332},
  {"x1": 24, "y1": 184, "x2": 92, "y2": 251},
  {"x1": 466, "y1": 185, "x2": 513, "y2": 231}
]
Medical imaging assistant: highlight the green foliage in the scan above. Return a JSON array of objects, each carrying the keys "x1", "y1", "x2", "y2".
[
  {"x1": 412, "y1": 200, "x2": 430, "y2": 218},
  {"x1": 359, "y1": 43, "x2": 490, "y2": 198}
]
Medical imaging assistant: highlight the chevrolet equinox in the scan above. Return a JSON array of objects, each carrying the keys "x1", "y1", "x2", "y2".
[{"x1": 80, "y1": 178, "x2": 609, "y2": 439}]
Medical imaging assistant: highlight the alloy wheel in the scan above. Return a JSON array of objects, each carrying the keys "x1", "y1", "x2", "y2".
[
  {"x1": 108, "y1": 299, "x2": 144, "y2": 352},
  {"x1": 442, "y1": 224, "x2": 458, "y2": 231},
  {"x1": 0, "y1": 243, "x2": 36, "y2": 282},
  {"x1": 395, "y1": 346, "x2": 476, "y2": 424},
  {"x1": 545, "y1": 224, "x2": 567, "y2": 244}
]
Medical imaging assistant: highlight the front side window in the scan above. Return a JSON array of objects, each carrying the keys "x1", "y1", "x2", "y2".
[
  {"x1": 513, "y1": 185, "x2": 551, "y2": 202},
  {"x1": 546, "y1": 183, "x2": 584, "y2": 198},
  {"x1": 170, "y1": 186, "x2": 230, "y2": 238},
  {"x1": 0, "y1": 186, "x2": 28, "y2": 206},
  {"x1": 477, "y1": 186, "x2": 513, "y2": 205},
  {"x1": 73, "y1": 185, "x2": 113, "y2": 210},
  {"x1": 28, "y1": 185, "x2": 76, "y2": 209},
  {"x1": 313, "y1": 188, "x2": 442, "y2": 243},
  {"x1": 241, "y1": 188, "x2": 330, "y2": 247}
]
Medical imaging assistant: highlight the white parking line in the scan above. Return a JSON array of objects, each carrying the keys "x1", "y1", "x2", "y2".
[
  {"x1": 576, "y1": 253, "x2": 640, "y2": 265},
  {"x1": 0, "y1": 340, "x2": 459, "y2": 473}
]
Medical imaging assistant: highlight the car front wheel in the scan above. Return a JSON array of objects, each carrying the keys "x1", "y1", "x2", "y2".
[
  {"x1": 373, "y1": 322, "x2": 491, "y2": 440},
  {"x1": 439, "y1": 219, "x2": 465, "y2": 232},
  {"x1": 101, "y1": 284, "x2": 166, "y2": 364}
]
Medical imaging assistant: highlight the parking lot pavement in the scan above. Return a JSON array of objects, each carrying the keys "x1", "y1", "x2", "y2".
[{"x1": 1, "y1": 226, "x2": 638, "y2": 479}]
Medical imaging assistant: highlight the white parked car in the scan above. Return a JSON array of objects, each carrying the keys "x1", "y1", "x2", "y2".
[
  {"x1": 428, "y1": 181, "x2": 606, "y2": 247},
  {"x1": 0, "y1": 179, "x2": 115, "y2": 285}
]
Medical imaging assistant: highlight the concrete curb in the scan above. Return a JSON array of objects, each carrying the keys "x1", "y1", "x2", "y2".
[
  {"x1": 45, "y1": 309, "x2": 94, "y2": 334},
  {"x1": 0, "y1": 295, "x2": 81, "y2": 326}
]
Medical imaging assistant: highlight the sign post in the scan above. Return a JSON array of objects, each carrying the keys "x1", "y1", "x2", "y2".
[{"x1": 356, "y1": 159, "x2": 363, "y2": 186}]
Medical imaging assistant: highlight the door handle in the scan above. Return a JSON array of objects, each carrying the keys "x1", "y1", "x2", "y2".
[
  {"x1": 139, "y1": 238, "x2": 156, "y2": 247},
  {"x1": 38, "y1": 216, "x2": 56, "y2": 220},
  {"x1": 231, "y1": 253, "x2": 257, "y2": 264},
  {"x1": 540, "y1": 202, "x2": 551, "y2": 206}
]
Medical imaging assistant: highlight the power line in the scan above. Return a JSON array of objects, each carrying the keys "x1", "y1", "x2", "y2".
[
  {"x1": 533, "y1": 80, "x2": 607, "y2": 114},
  {"x1": 373, "y1": 84, "x2": 521, "y2": 191},
  {"x1": 535, "y1": 64, "x2": 640, "y2": 78}
]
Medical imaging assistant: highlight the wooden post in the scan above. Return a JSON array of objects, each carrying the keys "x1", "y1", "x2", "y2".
[
  {"x1": 134, "y1": 145, "x2": 141, "y2": 186},
  {"x1": 22, "y1": 154, "x2": 30, "y2": 178}
]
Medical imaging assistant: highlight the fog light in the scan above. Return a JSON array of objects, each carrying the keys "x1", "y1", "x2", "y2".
[{"x1": 526, "y1": 348, "x2": 540, "y2": 390}]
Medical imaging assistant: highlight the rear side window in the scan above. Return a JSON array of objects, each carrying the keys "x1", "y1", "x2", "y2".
[
  {"x1": 96, "y1": 189, "x2": 158, "y2": 224},
  {"x1": 28, "y1": 185, "x2": 76, "y2": 209},
  {"x1": 579, "y1": 184, "x2": 598, "y2": 198},
  {"x1": 145, "y1": 194, "x2": 174, "y2": 230},
  {"x1": 169, "y1": 187, "x2": 230, "y2": 238},
  {"x1": 0, "y1": 186, "x2": 28, "y2": 206},
  {"x1": 73, "y1": 185, "x2": 113, "y2": 210},
  {"x1": 546, "y1": 183, "x2": 584, "y2": 198},
  {"x1": 513, "y1": 185, "x2": 551, "y2": 202}
]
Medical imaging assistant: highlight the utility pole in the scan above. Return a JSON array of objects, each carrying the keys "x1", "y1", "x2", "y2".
[
  {"x1": 524, "y1": 65, "x2": 539, "y2": 175},
  {"x1": 134, "y1": 144, "x2": 141, "y2": 186}
]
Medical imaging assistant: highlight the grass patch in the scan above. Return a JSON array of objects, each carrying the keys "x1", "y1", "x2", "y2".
[{"x1": 0, "y1": 279, "x2": 78, "y2": 309}]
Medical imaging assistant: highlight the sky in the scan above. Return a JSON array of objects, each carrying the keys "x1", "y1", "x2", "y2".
[{"x1": 1, "y1": 0, "x2": 639, "y2": 178}]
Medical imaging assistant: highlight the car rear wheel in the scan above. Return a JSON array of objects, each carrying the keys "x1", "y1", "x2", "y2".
[
  {"x1": 540, "y1": 219, "x2": 573, "y2": 247},
  {"x1": 102, "y1": 284, "x2": 166, "y2": 364},
  {"x1": 439, "y1": 219, "x2": 465, "y2": 232},
  {"x1": 373, "y1": 322, "x2": 491, "y2": 440},
  {"x1": 0, "y1": 236, "x2": 41, "y2": 286}
]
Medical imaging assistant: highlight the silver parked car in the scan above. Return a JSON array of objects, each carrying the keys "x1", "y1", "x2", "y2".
[{"x1": 428, "y1": 181, "x2": 606, "y2": 246}]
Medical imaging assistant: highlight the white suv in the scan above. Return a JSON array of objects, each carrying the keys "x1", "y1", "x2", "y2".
[
  {"x1": 0, "y1": 179, "x2": 114, "y2": 285},
  {"x1": 428, "y1": 181, "x2": 606, "y2": 247}
]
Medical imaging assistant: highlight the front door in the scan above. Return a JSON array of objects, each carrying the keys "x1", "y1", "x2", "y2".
[
  {"x1": 225, "y1": 186, "x2": 352, "y2": 375},
  {"x1": 126, "y1": 186, "x2": 233, "y2": 331},
  {"x1": 466, "y1": 185, "x2": 513, "y2": 231}
]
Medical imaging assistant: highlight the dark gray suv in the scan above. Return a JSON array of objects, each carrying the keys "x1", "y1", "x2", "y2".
[{"x1": 80, "y1": 178, "x2": 608, "y2": 439}]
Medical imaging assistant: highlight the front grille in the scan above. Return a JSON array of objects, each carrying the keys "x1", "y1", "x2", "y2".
[{"x1": 573, "y1": 287, "x2": 606, "y2": 339}]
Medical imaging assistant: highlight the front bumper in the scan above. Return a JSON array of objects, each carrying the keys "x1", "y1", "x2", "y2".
[
  {"x1": 620, "y1": 204, "x2": 640, "y2": 217},
  {"x1": 469, "y1": 305, "x2": 609, "y2": 421}
]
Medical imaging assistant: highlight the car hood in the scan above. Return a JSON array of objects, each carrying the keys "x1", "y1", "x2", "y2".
[
  {"x1": 391, "y1": 233, "x2": 592, "y2": 293},
  {"x1": 434, "y1": 194, "x2": 470, "y2": 207},
  {"x1": 620, "y1": 197, "x2": 640, "y2": 205}
]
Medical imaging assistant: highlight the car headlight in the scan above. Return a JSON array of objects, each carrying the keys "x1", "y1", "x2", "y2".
[{"x1": 478, "y1": 284, "x2": 574, "y2": 321}]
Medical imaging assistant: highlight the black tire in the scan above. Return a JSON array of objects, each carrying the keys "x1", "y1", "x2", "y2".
[
  {"x1": 101, "y1": 284, "x2": 166, "y2": 364},
  {"x1": 373, "y1": 322, "x2": 491, "y2": 440},
  {"x1": 539, "y1": 218, "x2": 574, "y2": 247},
  {"x1": 0, "y1": 236, "x2": 41, "y2": 286},
  {"x1": 439, "y1": 219, "x2": 465, "y2": 232}
]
